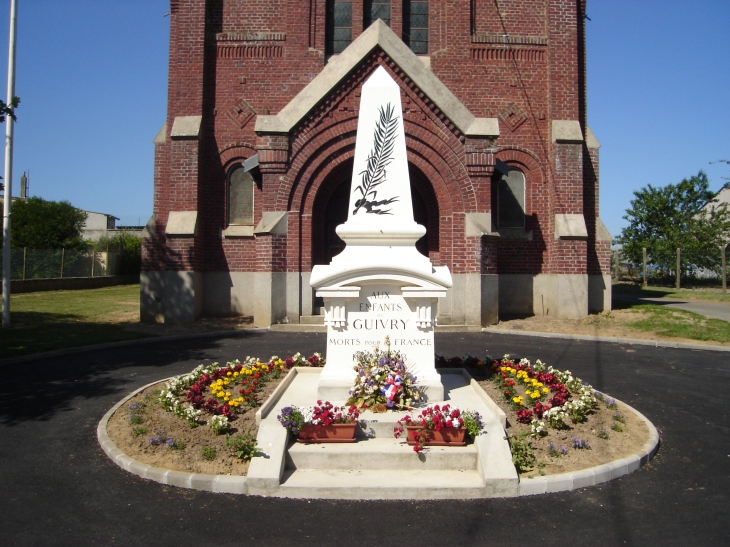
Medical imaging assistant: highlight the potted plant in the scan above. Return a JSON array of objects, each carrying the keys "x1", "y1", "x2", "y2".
[
  {"x1": 393, "y1": 404, "x2": 483, "y2": 452},
  {"x1": 277, "y1": 401, "x2": 360, "y2": 443}
]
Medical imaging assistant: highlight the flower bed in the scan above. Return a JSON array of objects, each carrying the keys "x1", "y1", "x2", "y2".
[
  {"x1": 105, "y1": 352, "x2": 324, "y2": 476},
  {"x1": 476, "y1": 355, "x2": 650, "y2": 477}
]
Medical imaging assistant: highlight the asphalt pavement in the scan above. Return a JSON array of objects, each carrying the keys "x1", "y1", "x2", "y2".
[{"x1": 1, "y1": 331, "x2": 728, "y2": 546}]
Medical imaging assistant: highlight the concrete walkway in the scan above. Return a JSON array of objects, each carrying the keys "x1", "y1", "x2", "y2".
[
  {"x1": 614, "y1": 293, "x2": 730, "y2": 321},
  {"x1": 1, "y1": 330, "x2": 728, "y2": 546}
]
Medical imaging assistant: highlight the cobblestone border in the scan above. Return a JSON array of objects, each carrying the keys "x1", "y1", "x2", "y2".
[{"x1": 99, "y1": 378, "x2": 659, "y2": 498}]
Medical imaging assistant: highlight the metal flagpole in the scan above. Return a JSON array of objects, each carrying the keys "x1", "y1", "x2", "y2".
[{"x1": 2, "y1": 0, "x2": 18, "y2": 327}]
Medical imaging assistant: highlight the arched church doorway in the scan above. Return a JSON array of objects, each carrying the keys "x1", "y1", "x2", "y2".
[{"x1": 312, "y1": 160, "x2": 440, "y2": 266}]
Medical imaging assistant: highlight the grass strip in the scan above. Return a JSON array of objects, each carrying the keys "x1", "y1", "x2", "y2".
[
  {"x1": 623, "y1": 303, "x2": 730, "y2": 344},
  {"x1": 0, "y1": 284, "x2": 154, "y2": 360}
]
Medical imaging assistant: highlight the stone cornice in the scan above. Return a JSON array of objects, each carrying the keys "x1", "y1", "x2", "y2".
[{"x1": 255, "y1": 20, "x2": 498, "y2": 139}]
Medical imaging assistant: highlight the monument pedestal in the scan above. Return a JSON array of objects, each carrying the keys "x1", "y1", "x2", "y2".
[{"x1": 315, "y1": 278, "x2": 448, "y2": 402}]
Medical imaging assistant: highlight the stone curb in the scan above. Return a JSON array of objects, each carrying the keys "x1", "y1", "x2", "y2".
[
  {"x1": 98, "y1": 374, "x2": 660, "y2": 499},
  {"x1": 96, "y1": 378, "x2": 249, "y2": 495},
  {"x1": 483, "y1": 327, "x2": 730, "y2": 353},
  {"x1": 0, "y1": 327, "x2": 270, "y2": 367},
  {"x1": 517, "y1": 396, "x2": 660, "y2": 496}
]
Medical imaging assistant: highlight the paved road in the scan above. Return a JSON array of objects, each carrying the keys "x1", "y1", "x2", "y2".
[
  {"x1": 1, "y1": 331, "x2": 728, "y2": 546},
  {"x1": 614, "y1": 293, "x2": 730, "y2": 321}
]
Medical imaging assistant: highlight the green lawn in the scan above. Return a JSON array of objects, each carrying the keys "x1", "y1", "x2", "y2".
[
  {"x1": 613, "y1": 300, "x2": 730, "y2": 344},
  {"x1": 613, "y1": 282, "x2": 730, "y2": 303},
  {"x1": 0, "y1": 284, "x2": 153, "y2": 360}
]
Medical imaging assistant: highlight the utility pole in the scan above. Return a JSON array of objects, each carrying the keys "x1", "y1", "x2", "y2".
[{"x1": 2, "y1": 0, "x2": 18, "y2": 327}]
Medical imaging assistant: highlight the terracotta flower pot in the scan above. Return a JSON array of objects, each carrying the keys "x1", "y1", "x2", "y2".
[
  {"x1": 405, "y1": 425, "x2": 466, "y2": 446},
  {"x1": 296, "y1": 423, "x2": 357, "y2": 443}
]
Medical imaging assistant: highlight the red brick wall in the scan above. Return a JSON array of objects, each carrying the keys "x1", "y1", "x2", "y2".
[{"x1": 146, "y1": 0, "x2": 608, "y2": 285}]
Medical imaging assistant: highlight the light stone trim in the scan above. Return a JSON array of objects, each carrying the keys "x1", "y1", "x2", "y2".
[
  {"x1": 253, "y1": 211, "x2": 288, "y2": 234},
  {"x1": 165, "y1": 211, "x2": 198, "y2": 236},
  {"x1": 254, "y1": 20, "x2": 499, "y2": 138},
  {"x1": 141, "y1": 214, "x2": 156, "y2": 239},
  {"x1": 465, "y1": 212, "x2": 495, "y2": 236},
  {"x1": 586, "y1": 126, "x2": 601, "y2": 149},
  {"x1": 153, "y1": 123, "x2": 166, "y2": 144},
  {"x1": 554, "y1": 213, "x2": 588, "y2": 239},
  {"x1": 596, "y1": 217, "x2": 613, "y2": 242},
  {"x1": 255, "y1": 367, "x2": 320, "y2": 425},
  {"x1": 222, "y1": 225, "x2": 254, "y2": 238},
  {"x1": 170, "y1": 115, "x2": 202, "y2": 139},
  {"x1": 552, "y1": 120, "x2": 584, "y2": 143}
]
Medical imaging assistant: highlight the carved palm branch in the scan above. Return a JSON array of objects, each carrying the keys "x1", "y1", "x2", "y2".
[{"x1": 352, "y1": 103, "x2": 400, "y2": 215}]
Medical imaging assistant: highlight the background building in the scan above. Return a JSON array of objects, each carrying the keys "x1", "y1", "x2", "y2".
[{"x1": 142, "y1": 0, "x2": 612, "y2": 325}]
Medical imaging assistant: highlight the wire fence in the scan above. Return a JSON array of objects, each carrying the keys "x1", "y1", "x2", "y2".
[{"x1": 1, "y1": 248, "x2": 121, "y2": 280}]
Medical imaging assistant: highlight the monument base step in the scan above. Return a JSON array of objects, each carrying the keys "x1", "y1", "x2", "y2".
[
  {"x1": 278, "y1": 468, "x2": 491, "y2": 500},
  {"x1": 287, "y1": 436, "x2": 478, "y2": 471},
  {"x1": 299, "y1": 315, "x2": 325, "y2": 325},
  {"x1": 270, "y1": 323, "x2": 326, "y2": 332}
]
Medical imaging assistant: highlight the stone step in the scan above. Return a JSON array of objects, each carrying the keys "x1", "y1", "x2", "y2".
[
  {"x1": 299, "y1": 315, "x2": 324, "y2": 325},
  {"x1": 278, "y1": 468, "x2": 488, "y2": 499},
  {"x1": 287, "y1": 436, "x2": 478, "y2": 471},
  {"x1": 270, "y1": 323, "x2": 326, "y2": 333}
]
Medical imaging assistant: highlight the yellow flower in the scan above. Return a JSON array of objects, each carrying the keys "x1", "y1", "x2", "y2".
[
  {"x1": 226, "y1": 371, "x2": 232, "y2": 377},
  {"x1": 233, "y1": 371, "x2": 239, "y2": 377},
  {"x1": 226, "y1": 391, "x2": 231, "y2": 397},
  {"x1": 216, "y1": 392, "x2": 224, "y2": 398},
  {"x1": 543, "y1": 387, "x2": 549, "y2": 394}
]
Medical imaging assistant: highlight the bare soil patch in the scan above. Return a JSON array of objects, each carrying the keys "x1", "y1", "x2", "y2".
[
  {"x1": 478, "y1": 376, "x2": 650, "y2": 477},
  {"x1": 106, "y1": 370, "x2": 286, "y2": 476}
]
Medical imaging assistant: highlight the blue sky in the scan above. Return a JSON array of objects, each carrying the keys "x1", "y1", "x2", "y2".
[{"x1": 0, "y1": 0, "x2": 728, "y2": 236}]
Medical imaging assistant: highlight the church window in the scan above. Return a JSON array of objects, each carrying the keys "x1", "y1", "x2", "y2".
[
  {"x1": 326, "y1": 0, "x2": 352, "y2": 54},
  {"x1": 404, "y1": 1, "x2": 429, "y2": 54},
  {"x1": 365, "y1": 0, "x2": 391, "y2": 28},
  {"x1": 228, "y1": 164, "x2": 254, "y2": 226},
  {"x1": 497, "y1": 168, "x2": 526, "y2": 228}
]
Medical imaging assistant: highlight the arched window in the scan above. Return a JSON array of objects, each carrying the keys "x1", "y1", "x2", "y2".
[
  {"x1": 228, "y1": 164, "x2": 254, "y2": 226},
  {"x1": 326, "y1": 0, "x2": 352, "y2": 54},
  {"x1": 404, "y1": 0, "x2": 429, "y2": 54},
  {"x1": 497, "y1": 168, "x2": 525, "y2": 228},
  {"x1": 365, "y1": 0, "x2": 391, "y2": 28}
]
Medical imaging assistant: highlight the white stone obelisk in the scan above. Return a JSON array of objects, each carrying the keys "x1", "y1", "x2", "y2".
[{"x1": 311, "y1": 66, "x2": 452, "y2": 402}]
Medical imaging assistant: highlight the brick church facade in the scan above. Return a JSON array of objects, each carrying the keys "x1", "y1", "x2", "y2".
[{"x1": 141, "y1": 0, "x2": 612, "y2": 326}]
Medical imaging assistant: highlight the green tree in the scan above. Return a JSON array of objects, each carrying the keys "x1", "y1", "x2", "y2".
[
  {"x1": 615, "y1": 171, "x2": 730, "y2": 277},
  {"x1": 92, "y1": 231, "x2": 142, "y2": 275},
  {"x1": 1, "y1": 196, "x2": 86, "y2": 250}
]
